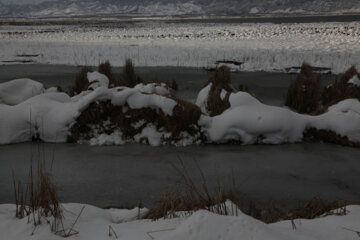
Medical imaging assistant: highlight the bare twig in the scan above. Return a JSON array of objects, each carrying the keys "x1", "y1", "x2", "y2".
[{"x1": 146, "y1": 228, "x2": 176, "y2": 240}]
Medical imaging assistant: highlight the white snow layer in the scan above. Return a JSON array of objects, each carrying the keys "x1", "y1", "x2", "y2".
[
  {"x1": 1, "y1": 21, "x2": 360, "y2": 73},
  {"x1": 0, "y1": 80, "x2": 177, "y2": 144},
  {"x1": 87, "y1": 71, "x2": 109, "y2": 90},
  {"x1": 197, "y1": 91, "x2": 360, "y2": 144},
  {"x1": 348, "y1": 75, "x2": 360, "y2": 87},
  {"x1": 0, "y1": 78, "x2": 44, "y2": 105},
  {"x1": 1, "y1": 203, "x2": 360, "y2": 240}
]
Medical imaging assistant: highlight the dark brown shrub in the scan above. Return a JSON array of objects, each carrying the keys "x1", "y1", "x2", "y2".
[
  {"x1": 206, "y1": 66, "x2": 233, "y2": 116},
  {"x1": 322, "y1": 66, "x2": 360, "y2": 107},
  {"x1": 72, "y1": 66, "x2": 92, "y2": 95},
  {"x1": 285, "y1": 63, "x2": 322, "y2": 114},
  {"x1": 98, "y1": 60, "x2": 114, "y2": 85},
  {"x1": 121, "y1": 59, "x2": 142, "y2": 87},
  {"x1": 69, "y1": 94, "x2": 203, "y2": 144},
  {"x1": 303, "y1": 128, "x2": 360, "y2": 147}
]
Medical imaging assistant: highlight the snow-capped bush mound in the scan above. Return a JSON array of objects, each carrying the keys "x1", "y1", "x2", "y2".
[
  {"x1": 322, "y1": 66, "x2": 360, "y2": 107},
  {"x1": 70, "y1": 88, "x2": 202, "y2": 146},
  {"x1": 200, "y1": 90, "x2": 360, "y2": 145},
  {"x1": 0, "y1": 78, "x2": 44, "y2": 105},
  {"x1": 200, "y1": 91, "x2": 308, "y2": 144},
  {"x1": 308, "y1": 99, "x2": 360, "y2": 145},
  {"x1": 87, "y1": 71, "x2": 109, "y2": 90},
  {"x1": 195, "y1": 66, "x2": 236, "y2": 116}
]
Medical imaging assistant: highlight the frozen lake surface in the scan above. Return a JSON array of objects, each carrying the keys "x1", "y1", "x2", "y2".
[
  {"x1": 1, "y1": 19, "x2": 360, "y2": 73},
  {"x1": 0, "y1": 142, "x2": 359, "y2": 209}
]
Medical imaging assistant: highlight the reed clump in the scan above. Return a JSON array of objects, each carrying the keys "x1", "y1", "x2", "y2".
[
  {"x1": 12, "y1": 161, "x2": 63, "y2": 232},
  {"x1": 72, "y1": 66, "x2": 92, "y2": 95},
  {"x1": 205, "y1": 66, "x2": 233, "y2": 116},
  {"x1": 144, "y1": 159, "x2": 238, "y2": 220},
  {"x1": 285, "y1": 63, "x2": 322, "y2": 114}
]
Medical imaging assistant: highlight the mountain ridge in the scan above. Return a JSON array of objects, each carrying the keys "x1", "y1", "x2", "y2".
[{"x1": 1, "y1": 0, "x2": 360, "y2": 18}]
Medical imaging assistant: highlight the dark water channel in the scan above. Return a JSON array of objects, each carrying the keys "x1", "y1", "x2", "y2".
[{"x1": 0, "y1": 142, "x2": 359, "y2": 209}]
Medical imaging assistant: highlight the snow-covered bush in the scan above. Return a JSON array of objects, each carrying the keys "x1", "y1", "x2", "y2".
[
  {"x1": 69, "y1": 89, "x2": 202, "y2": 146},
  {"x1": 322, "y1": 66, "x2": 360, "y2": 107}
]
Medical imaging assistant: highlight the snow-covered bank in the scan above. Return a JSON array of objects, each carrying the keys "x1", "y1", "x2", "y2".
[
  {"x1": 0, "y1": 74, "x2": 359, "y2": 146},
  {"x1": 1, "y1": 21, "x2": 360, "y2": 73},
  {"x1": 1, "y1": 203, "x2": 360, "y2": 240}
]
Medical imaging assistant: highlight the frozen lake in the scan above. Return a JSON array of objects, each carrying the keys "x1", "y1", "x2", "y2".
[{"x1": 0, "y1": 142, "x2": 359, "y2": 209}]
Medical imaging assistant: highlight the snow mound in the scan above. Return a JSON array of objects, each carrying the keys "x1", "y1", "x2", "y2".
[
  {"x1": 87, "y1": 71, "x2": 109, "y2": 90},
  {"x1": 0, "y1": 84, "x2": 179, "y2": 144},
  {"x1": 348, "y1": 75, "x2": 360, "y2": 87},
  {"x1": 0, "y1": 78, "x2": 44, "y2": 105},
  {"x1": 197, "y1": 86, "x2": 360, "y2": 145},
  {"x1": 200, "y1": 91, "x2": 308, "y2": 144}
]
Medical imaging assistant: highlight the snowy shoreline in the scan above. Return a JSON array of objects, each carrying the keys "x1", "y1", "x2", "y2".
[{"x1": 1, "y1": 202, "x2": 360, "y2": 240}]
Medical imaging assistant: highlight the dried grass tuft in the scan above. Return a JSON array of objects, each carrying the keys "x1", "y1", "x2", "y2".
[
  {"x1": 144, "y1": 159, "x2": 237, "y2": 220},
  {"x1": 285, "y1": 63, "x2": 322, "y2": 114},
  {"x1": 98, "y1": 61, "x2": 114, "y2": 85},
  {"x1": 118, "y1": 59, "x2": 143, "y2": 87},
  {"x1": 72, "y1": 66, "x2": 92, "y2": 95},
  {"x1": 206, "y1": 66, "x2": 233, "y2": 116},
  {"x1": 245, "y1": 196, "x2": 349, "y2": 224},
  {"x1": 12, "y1": 160, "x2": 63, "y2": 232}
]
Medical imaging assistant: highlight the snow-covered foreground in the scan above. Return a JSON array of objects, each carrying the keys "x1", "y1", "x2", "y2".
[
  {"x1": 0, "y1": 21, "x2": 360, "y2": 73},
  {"x1": 1, "y1": 203, "x2": 360, "y2": 240}
]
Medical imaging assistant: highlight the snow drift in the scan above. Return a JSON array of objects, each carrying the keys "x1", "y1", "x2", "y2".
[{"x1": 1, "y1": 203, "x2": 360, "y2": 240}]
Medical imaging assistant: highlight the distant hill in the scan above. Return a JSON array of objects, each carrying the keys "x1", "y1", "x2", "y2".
[{"x1": 1, "y1": 0, "x2": 360, "y2": 18}]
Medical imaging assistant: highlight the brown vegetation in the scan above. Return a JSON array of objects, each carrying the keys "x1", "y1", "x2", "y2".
[
  {"x1": 303, "y1": 128, "x2": 360, "y2": 147},
  {"x1": 285, "y1": 63, "x2": 322, "y2": 114},
  {"x1": 144, "y1": 159, "x2": 237, "y2": 220},
  {"x1": 205, "y1": 66, "x2": 233, "y2": 116},
  {"x1": 12, "y1": 161, "x2": 63, "y2": 232},
  {"x1": 69, "y1": 94, "x2": 202, "y2": 144},
  {"x1": 246, "y1": 196, "x2": 349, "y2": 224},
  {"x1": 116, "y1": 59, "x2": 143, "y2": 87},
  {"x1": 322, "y1": 66, "x2": 360, "y2": 107},
  {"x1": 72, "y1": 66, "x2": 92, "y2": 95},
  {"x1": 98, "y1": 60, "x2": 114, "y2": 85}
]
